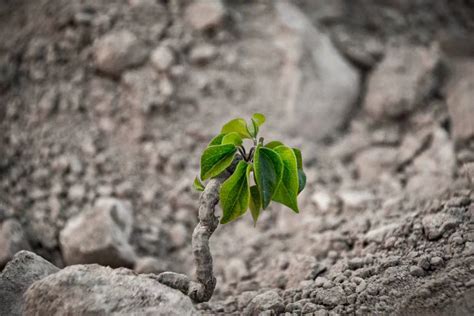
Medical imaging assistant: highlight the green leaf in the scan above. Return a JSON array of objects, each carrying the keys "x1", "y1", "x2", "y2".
[
  {"x1": 221, "y1": 118, "x2": 252, "y2": 139},
  {"x1": 292, "y1": 148, "x2": 303, "y2": 169},
  {"x1": 272, "y1": 146, "x2": 299, "y2": 213},
  {"x1": 254, "y1": 146, "x2": 283, "y2": 209},
  {"x1": 193, "y1": 176, "x2": 205, "y2": 192},
  {"x1": 246, "y1": 119, "x2": 259, "y2": 138},
  {"x1": 265, "y1": 141, "x2": 284, "y2": 149},
  {"x1": 247, "y1": 113, "x2": 266, "y2": 138},
  {"x1": 297, "y1": 169, "x2": 306, "y2": 194},
  {"x1": 208, "y1": 133, "x2": 226, "y2": 146},
  {"x1": 252, "y1": 113, "x2": 266, "y2": 127},
  {"x1": 249, "y1": 185, "x2": 261, "y2": 226},
  {"x1": 200, "y1": 144, "x2": 237, "y2": 180},
  {"x1": 222, "y1": 132, "x2": 243, "y2": 146},
  {"x1": 219, "y1": 161, "x2": 251, "y2": 224},
  {"x1": 292, "y1": 148, "x2": 306, "y2": 194}
]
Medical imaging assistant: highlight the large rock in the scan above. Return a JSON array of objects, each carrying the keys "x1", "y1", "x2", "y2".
[
  {"x1": 0, "y1": 218, "x2": 32, "y2": 268},
  {"x1": 364, "y1": 45, "x2": 441, "y2": 120},
  {"x1": 93, "y1": 30, "x2": 148, "y2": 76},
  {"x1": 446, "y1": 61, "x2": 474, "y2": 144},
  {"x1": 274, "y1": 0, "x2": 360, "y2": 140},
  {"x1": 0, "y1": 251, "x2": 59, "y2": 316},
  {"x1": 59, "y1": 198, "x2": 136, "y2": 268},
  {"x1": 23, "y1": 264, "x2": 196, "y2": 316}
]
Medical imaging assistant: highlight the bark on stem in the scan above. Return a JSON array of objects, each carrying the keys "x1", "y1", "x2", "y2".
[{"x1": 157, "y1": 167, "x2": 233, "y2": 302}]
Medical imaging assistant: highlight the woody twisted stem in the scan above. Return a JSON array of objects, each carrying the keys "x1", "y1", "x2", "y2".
[{"x1": 157, "y1": 161, "x2": 238, "y2": 302}]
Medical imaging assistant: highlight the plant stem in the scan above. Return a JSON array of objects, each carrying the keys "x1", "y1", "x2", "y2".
[
  {"x1": 248, "y1": 146, "x2": 255, "y2": 162},
  {"x1": 238, "y1": 147, "x2": 246, "y2": 161},
  {"x1": 157, "y1": 160, "x2": 239, "y2": 302}
]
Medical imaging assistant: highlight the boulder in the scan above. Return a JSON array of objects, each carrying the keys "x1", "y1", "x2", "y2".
[
  {"x1": 0, "y1": 219, "x2": 32, "y2": 269},
  {"x1": 0, "y1": 251, "x2": 59, "y2": 316},
  {"x1": 274, "y1": 0, "x2": 360, "y2": 140},
  {"x1": 93, "y1": 30, "x2": 148, "y2": 76},
  {"x1": 23, "y1": 264, "x2": 196, "y2": 316},
  {"x1": 59, "y1": 198, "x2": 136, "y2": 268},
  {"x1": 364, "y1": 45, "x2": 441, "y2": 120}
]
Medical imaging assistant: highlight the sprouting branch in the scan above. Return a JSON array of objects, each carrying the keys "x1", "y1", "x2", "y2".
[{"x1": 157, "y1": 160, "x2": 239, "y2": 302}]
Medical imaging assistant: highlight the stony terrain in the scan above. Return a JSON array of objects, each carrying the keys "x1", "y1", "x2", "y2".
[{"x1": 0, "y1": 0, "x2": 473, "y2": 315}]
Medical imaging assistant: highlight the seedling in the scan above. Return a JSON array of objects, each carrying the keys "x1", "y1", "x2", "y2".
[
  {"x1": 158, "y1": 114, "x2": 305, "y2": 302},
  {"x1": 194, "y1": 113, "x2": 306, "y2": 225}
]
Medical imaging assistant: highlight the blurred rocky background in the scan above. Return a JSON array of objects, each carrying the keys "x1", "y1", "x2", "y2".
[{"x1": 0, "y1": 0, "x2": 473, "y2": 315}]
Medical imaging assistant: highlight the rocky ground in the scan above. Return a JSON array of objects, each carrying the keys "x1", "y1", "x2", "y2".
[{"x1": 0, "y1": 0, "x2": 473, "y2": 315}]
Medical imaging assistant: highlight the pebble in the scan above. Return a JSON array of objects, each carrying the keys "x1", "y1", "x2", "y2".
[
  {"x1": 356, "y1": 279, "x2": 367, "y2": 293},
  {"x1": 417, "y1": 256, "x2": 431, "y2": 270},
  {"x1": 464, "y1": 242, "x2": 474, "y2": 256},
  {"x1": 314, "y1": 277, "x2": 328, "y2": 287},
  {"x1": 97, "y1": 185, "x2": 113, "y2": 197},
  {"x1": 302, "y1": 302, "x2": 319, "y2": 313},
  {"x1": 93, "y1": 30, "x2": 148, "y2": 76},
  {"x1": 348, "y1": 257, "x2": 365, "y2": 270},
  {"x1": 68, "y1": 184, "x2": 86, "y2": 201},
  {"x1": 184, "y1": 0, "x2": 226, "y2": 31},
  {"x1": 409, "y1": 265, "x2": 425, "y2": 277},
  {"x1": 189, "y1": 44, "x2": 217, "y2": 65},
  {"x1": 311, "y1": 191, "x2": 335, "y2": 212},
  {"x1": 446, "y1": 196, "x2": 471, "y2": 207},
  {"x1": 150, "y1": 46, "x2": 175, "y2": 72},
  {"x1": 384, "y1": 236, "x2": 397, "y2": 248},
  {"x1": 422, "y1": 212, "x2": 461, "y2": 240}
]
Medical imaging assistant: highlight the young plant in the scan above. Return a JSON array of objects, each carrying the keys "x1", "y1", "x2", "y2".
[
  {"x1": 194, "y1": 113, "x2": 306, "y2": 225},
  {"x1": 158, "y1": 114, "x2": 305, "y2": 302}
]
